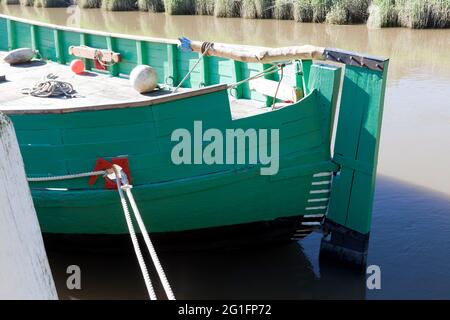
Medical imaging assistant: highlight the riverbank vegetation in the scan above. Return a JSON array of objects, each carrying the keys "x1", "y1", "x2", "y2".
[
  {"x1": 1, "y1": 0, "x2": 449, "y2": 28},
  {"x1": 368, "y1": 0, "x2": 450, "y2": 28}
]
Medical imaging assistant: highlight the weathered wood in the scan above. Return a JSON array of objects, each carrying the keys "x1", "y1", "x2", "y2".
[
  {"x1": 307, "y1": 63, "x2": 342, "y2": 144},
  {"x1": 0, "y1": 113, "x2": 57, "y2": 300},
  {"x1": 6, "y1": 19, "x2": 13, "y2": 50},
  {"x1": 249, "y1": 78, "x2": 302, "y2": 103},
  {"x1": 69, "y1": 45, "x2": 121, "y2": 63},
  {"x1": 0, "y1": 52, "x2": 226, "y2": 114},
  {"x1": 327, "y1": 63, "x2": 389, "y2": 234},
  {"x1": 189, "y1": 41, "x2": 325, "y2": 64}
]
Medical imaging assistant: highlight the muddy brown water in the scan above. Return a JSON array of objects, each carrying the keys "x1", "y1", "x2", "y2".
[{"x1": 1, "y1": 5, "x2": 450, "y2": 299}]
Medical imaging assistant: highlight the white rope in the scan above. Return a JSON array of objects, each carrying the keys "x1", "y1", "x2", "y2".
[
  {"x1": 26, "y1": 165, "x2": 175, "y2": 300},
  {"x1": 22, "y1": 73, "x2": 76, "y2": 98},
  {"x1": 122, "y1": 183, "x2": 176, "y2": 300},
  {"x1": 27, "y1": 170, "x2": 106, "y2": 182},
  {"x1": 227, "y1": 64, "x2": 279, "y2": 89},
  {"x1": 112, "y1": 165, "x2": 157, "y2": 301}
]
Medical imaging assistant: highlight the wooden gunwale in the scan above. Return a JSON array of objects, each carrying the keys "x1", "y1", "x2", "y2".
[
  {"x1": 0, "y1": 83, "x2": 228, "y2": 115},
  {"x1": 0, "y1": 14, "x2": 271, "y2": 51}
]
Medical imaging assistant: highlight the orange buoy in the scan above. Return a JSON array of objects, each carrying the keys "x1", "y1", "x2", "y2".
[{"x1": 70, "y1": 59, "x2": 85, "y2": 74}]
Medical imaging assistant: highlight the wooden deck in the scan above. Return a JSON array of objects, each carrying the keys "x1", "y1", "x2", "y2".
[
  {"x1": 0, "y1": 52, "x2": 279, "y2": 119},
  {"x1": 0, "y1": 53, "x2": 228, "y2": 115}
]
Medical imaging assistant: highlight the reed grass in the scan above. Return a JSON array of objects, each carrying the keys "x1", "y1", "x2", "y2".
[
  {"x1": 327, "y1": 0, "x2": 370, "y2": 24},
  {"x1": 326, "y1": 0, "x2": 347, "y2": 23},
  {"x1": 311, "y1": 0, "x2": 333, "y2": 22},
  {"x1": 367, "y1": 0, "x2": 397, "y2": 27},
  {"x1": 195, "y1": 0, "x2": 214, "y2": 15},
  {"x1": 19, "y1": 0, "x2": 34, "y2": 6},
  {"x1": 34, "y1": 0, "x2": 71, "y2": 7},
  {"x1": 102, "y1": 0, "x2": 136, "y2": 10},
  {"x1": 78, "y1": 0, "x2": 101, "y2": 8},
  {"x1": 273, "y1": 0, "x2": 294, "y2": 19},
  {"x1": 214, "y1": 0, "x2": 240, "y2": 17},
  {"x1": 138, "y1": 0, "x2": 164, "y2": 11},
  {"x1": 241, "y1": 0, "x2": 272, "y2": 18},
  {"x1": 2, "y1": 0, "x2": 449, "y2": 29},
  {"x1": 293, "y1": 0, "x2": 313, "y2": 21},
  {"x1": 164, "y1": 0, "x2": 195, "y2": 14},
  {"x1": 293, "y1": 0, "x2": 332, "y2": 22},
  {"x1": 368, "y1": 0, "x2": 450, "y2": 29}
]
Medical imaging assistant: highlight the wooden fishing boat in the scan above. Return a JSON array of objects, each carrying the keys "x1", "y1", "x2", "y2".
[{"x1": 0, "y1": 14, "x2": 389, "y2": 264}]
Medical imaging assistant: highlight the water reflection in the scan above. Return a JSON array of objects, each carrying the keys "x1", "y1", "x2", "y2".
[
  {"x1": 45, "y1": 176, "x2": 450, "y2": 300},
  {"x1": 47, "y1": 238, "x2": 367, "y2": 300}
]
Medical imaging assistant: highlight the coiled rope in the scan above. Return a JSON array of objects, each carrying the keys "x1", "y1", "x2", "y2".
[
  {"x1": 22, "y1": 73, "x2": 76, "y2": 98},
  {"x1": 26, "y1": 166, "x2": 175, "y2": 300}
]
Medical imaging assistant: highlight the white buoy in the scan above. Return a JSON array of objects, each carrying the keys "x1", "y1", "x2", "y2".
[
  {"x1": 0, "y1": 113, "x2": 57, "y2": 300},
  {"x1": 129, "y1": 65, "x2": 158, "y2": 93},
  {"x1": 3, "y1": 48, "x2": 35, "y2": 65}
]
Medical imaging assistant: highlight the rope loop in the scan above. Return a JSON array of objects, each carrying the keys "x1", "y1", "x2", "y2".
[{"x1": 22, "y1": 73, "x2": 76, "y2": 98}]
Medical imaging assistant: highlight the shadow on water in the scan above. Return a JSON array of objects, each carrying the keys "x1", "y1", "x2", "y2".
[
  {"x1": 47, "y1": 240, "x2": 366, "y2": 300},
  {"x1": 44, "y1": 175, "x2": 450, "y2": 300}
]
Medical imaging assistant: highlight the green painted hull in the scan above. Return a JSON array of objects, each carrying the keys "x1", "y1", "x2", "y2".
[
  {"x1": 0, "y1": 15, "x2": 388, "y2": 239},
  {"x1": 11, "y1": 89, "x2": 337, "y2": 234}
]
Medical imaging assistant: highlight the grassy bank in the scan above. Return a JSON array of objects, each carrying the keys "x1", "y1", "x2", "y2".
[
  {"x1": 3, "y1": 0, "x2": 449, "y2": 28},
  {"x1": 368, "y1": 0, "x2": 450, "y2": 28},
  {"x1": 34, "y1": 0, "x2": 71, "y2": 6},
  {"x1": 78, "y1": 0, "x2": 102, "y2": 8}
]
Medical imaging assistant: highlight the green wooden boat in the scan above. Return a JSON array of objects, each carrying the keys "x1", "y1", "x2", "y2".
[{"x1": 0, "y1": 14, "x2": 389, "y2": 264}]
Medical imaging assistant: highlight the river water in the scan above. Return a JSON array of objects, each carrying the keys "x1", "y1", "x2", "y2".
[{"x1": 1, "y1": 5, "x2": 450, "y2": 299}]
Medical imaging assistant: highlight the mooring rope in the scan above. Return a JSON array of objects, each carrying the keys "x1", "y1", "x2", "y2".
[
  {"x1": 173, "y1": 42, "x2": 214, "y2": 93},
  {"x1": 27, "y1": 170, "x2": 106, "y2": 182},
  {"x1": 26, "y1": 166, "x2": 175, "y2": 300},
  {"x1": 228, "y1": 64, "x2": 280, "y2": 89},
  {"x1": 271, "y1": 64, "x2": 285, "y2": 109},
  {"x1": 22, "y1": 73, "x2": 76, "y2": 98},
  {"x1": 112, "y1": 165, "x2": 157, "y2": 300},
  {"x1": 122, "y1": 181, "x2": 176, "y2": 300}
]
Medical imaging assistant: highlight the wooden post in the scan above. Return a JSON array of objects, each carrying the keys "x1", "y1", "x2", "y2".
[
  {"x1": 0, "y1": 113, "x2": 57, "y2": 300},
  {"x1": 321, "y1": 50, "x2": 389, "y2": 267}
]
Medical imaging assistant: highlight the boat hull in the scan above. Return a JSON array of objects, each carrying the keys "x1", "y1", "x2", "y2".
[
  {"x1": 12, "y1": 88, "x2": 337, "y2": 234},
  {"x1": 42, "y1": 215, "x2": 307, "y2": 252}
]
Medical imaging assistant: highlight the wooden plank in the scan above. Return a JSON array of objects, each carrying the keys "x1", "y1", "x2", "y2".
[
  {"x1": 301, "y1": 60, "x2": 312, "y2": 95},
  {"x1": 249, "y1": 78, "x2": 302, "y2": 103},
  {"x1": 53, "y1": 29, "x2": 64, "y2": 64},
  {"x1": 166, "y1": 44, "x2": 177, "y2": 86},
  {"x1": 6, "y1": 19, "x2": 13, "y2": 50},
  {"x1": 106, "y1": 36, "x2": 118, "y2": 76},
  {"x1": 307, "y1": 63, "x2": 342, "y2": 145},
  {"x1": 30, "y1": 24, "x2": 37, "y2": 52},
  {"x1": 0, "y1": 114, "x2": 57, "y2": 300},
  {"x1": 327, "y1": 63, "x2": 389, "y2": 234},
  {"x1": 199, "y1": 54, "x2": 209, "y2": 87},
  {"x1": 136, "y1": 40, "x2": 145, "y2": 65},
  {"x1": 229, "y1": 60, "x2": 242, "y2": 98},
  {"x1": 79, "y1": 32, "x2": 88, "y2": 69},
  {"x1": 263, "y1": 63, "x2": 275, "y2": 107}
]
